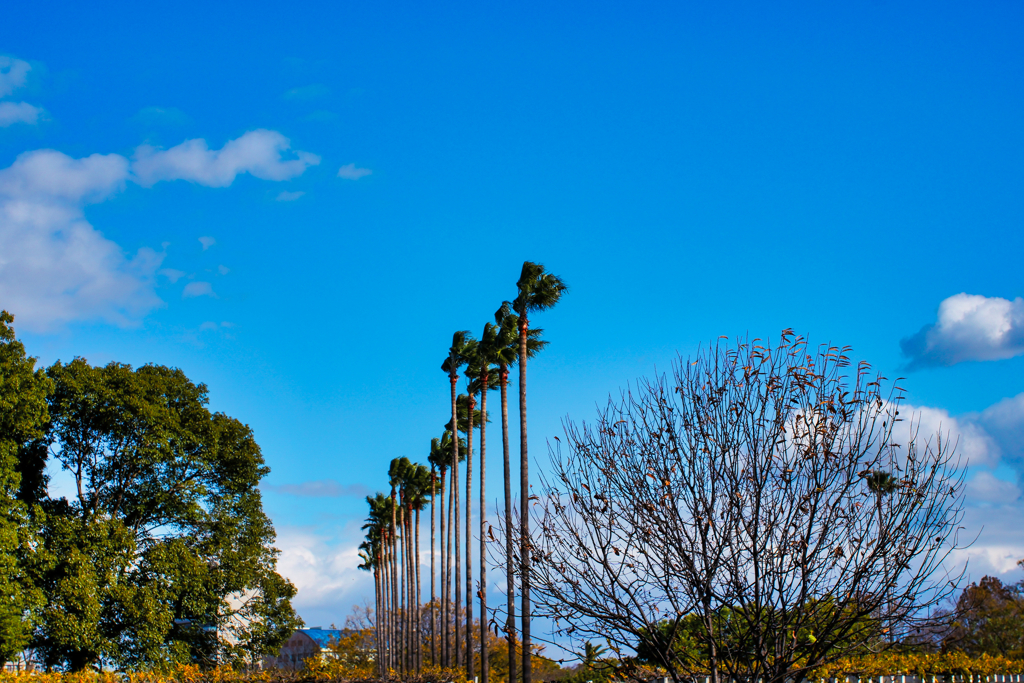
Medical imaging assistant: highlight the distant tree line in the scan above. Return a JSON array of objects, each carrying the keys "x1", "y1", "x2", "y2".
[{"x1": 0, "y1": 311, "x2": 299, "y2": 672}]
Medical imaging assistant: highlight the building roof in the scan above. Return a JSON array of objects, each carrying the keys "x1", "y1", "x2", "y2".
[{"x1": 299, "y1": 629, "x2": 346, "y2": 648}]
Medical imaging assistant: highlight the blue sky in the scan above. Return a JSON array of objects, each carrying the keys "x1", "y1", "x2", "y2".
[{"x1": 2, "y1": 0, "x2": 1024, "y2": 637}]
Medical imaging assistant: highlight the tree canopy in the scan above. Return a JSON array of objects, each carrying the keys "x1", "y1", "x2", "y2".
[
  {"x1": 35, "y1": 357, "x2": 300, "y2": 670},
  {"x1": 0, "y1": 311, "x2": 51, "y2": 664},
  {"x1": 0, "y1": 311, "x2": 299, "y2": 672}
]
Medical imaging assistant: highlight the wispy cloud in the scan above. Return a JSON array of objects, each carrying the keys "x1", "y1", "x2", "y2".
[
  {"x1": 0, "y1": 129, "x2": 320, "y2": 331},
  {"x1": 217, "y1": 264, "x2": 230, "y2": 275},
  {"x1": 182, "y1": 281, "x2": 215, "y2": 298},
  {"x1": 337, "y1": 163, "x2": 371, "y2": 180},
  {"x1": 276, "y1": 190, "x2": 306, "y2": 202},
  {"x1": 133, "y1": 129, "x2": 321, "y2": 188},
  {"x1": 198, "y1": 235, "x2": 216, "y2": 250},
  {"x1": 0, "y1": 101, "x2": 44, "y2": 127},
  {"x1": 0, "y1": 57, "x2": 45, "y2": 128},
  {"x1": 901, "y1": 293, "x2": 1024, "y2": 369},
  {"x1": 0, "y1": 56, "x2": 31, "y2": 97},
  {"x1": 199, "y1": 320, "x2": 234, "y2": 332},
  {"x1": 267, "y1": 479, "x2": 371, "y2": 498},
  {"x1": 159, "y1": 268, "x2": 186, "y2": 283},
  {"x1": 275, "y1": 524, "x2": 374, "y2": 627},
  {"x1": 0, "y1": 149, "x2": 162, "y2": 330}
]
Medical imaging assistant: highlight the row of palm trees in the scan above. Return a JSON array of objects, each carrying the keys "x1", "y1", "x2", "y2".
[{"x1": 357, "y1": 262, "x2": 567, "y2": 683}]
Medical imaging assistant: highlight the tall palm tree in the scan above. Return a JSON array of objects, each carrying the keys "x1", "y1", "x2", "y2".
[
  {"x1": 442, "y1": 331, "x2": 475, "y2": 669},
  {"x1": 463, "y1": 349, "x2": 481, "y2": 681},
  {"x1": 446, "y1": 393, "x2": 487, "y2": 673},
  {"x1": 362, "y1": 493, "x2": 392, "y2": 673},
  {"x1": 472, "y1": 322, "x2": 503, "y2": 683},
  {"x1": 408, "y1": 463, "x2": 433, "y2": 672},
  {"x1": 508, "y1": 261, "x2": 567, "y2": 683},
  {"x1": 429, "y1": 430, "x2": 463, "y2": 667},
  {"x1": 357, "y1": 541, "x2": 381, "y2": 675},
  {"x1": 427, "y1": 440, "x2": 443, "y2": 666},
  {"x1": 390, "y1": 456, "x2": 414, "y2": 672},
  {"x1": 494, "y1": 303, "x2": 548, "y2": 682}
]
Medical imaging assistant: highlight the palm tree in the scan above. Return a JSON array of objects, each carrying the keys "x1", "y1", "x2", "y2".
[
  {"x1": 463, "y1": 350, "x2": 481, "y2": 681},
  {"x1": 362, "y1": 493, "x2": 392, "y2": 673},
  {"x1": 408, "y1": 463, "x2": 433, "y2": 672},
  {"x1": 442, "y1": 331, "x2": 475, "y2": 670},
  {"x1": 472, "y1": 322, "x2": 503, "y2": 683},
  {"x1": 442, "y1": 389, "x2": 485, "y2": 671},
  {"x1": 390, "y1": 456, "x2": 414, "y2": 672},
  {"x1": 427, "y1": 439, "x2": 443, "y2": 666},
  {"x1": 429, "y1": 430, "x2": 463, "y2": 666},
  {"x1": 581, "y1": 641, "x2": 607, "y2": 669},
  {"x1": 494, "y1": 302, "x2": 548, "y2": 682},
  {"x1": 508, "y1": 261, "x2": 567, "y2": 683}
]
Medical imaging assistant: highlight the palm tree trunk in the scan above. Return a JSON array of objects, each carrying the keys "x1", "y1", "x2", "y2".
[
  {"x1": 451, "y1": 374, "x2": 462, "y2": 670},
  {"x1": 391, "y1": 503, "x2": 399, "y2": 673},
  {"x1": 479, "y1": 375, "x2": 490, "y2": 683},
  {"x1": 466, "y1": 391, "x2": 476, "y2": 680},
  {"x1": 447, "y1": 462, "x2": 455, "y2": 666},
  {"x1": 500, "y1": 364, "x2": 517, "y2": 683},
  {"x1": 518, "y1": 317, "x2": 532, "y2": 683},
  {"x1": 416, "y1": 506, "x2": 423, "y2": 672},
  {"x1": 384, "y1": 535, "x2": 392, "y2": 671},
  {"x1": 440, "y1": 467, "x2": 448, "y2": 667},
  {"x1": 431, "y1": 466, "x2": 437, "y2": 667},
  {"x1": 399, "y1": 507, "x2": 407, "y2": 674},
  {"x1": 403, "y1": 507, "x2": 411, "y2": 671},
  {"x1": 381, "y1": 544, "x2": 387, "y2": 672}
]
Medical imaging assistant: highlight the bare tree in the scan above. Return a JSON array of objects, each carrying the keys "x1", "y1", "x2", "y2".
[{"x1": 515, "y1": 331, "x2": 969, "y2": 683}]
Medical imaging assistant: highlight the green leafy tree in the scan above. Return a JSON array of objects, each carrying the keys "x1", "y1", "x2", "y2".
[
  {"x1": 36, "y1": 358, "x2": 299, "y2": 671},
  {"x1": 943, "y1": 574, "x2": 1024, "y2": 657},
  {"x1": 0, "y1": 311, "x2": 52, "y2": 665}
]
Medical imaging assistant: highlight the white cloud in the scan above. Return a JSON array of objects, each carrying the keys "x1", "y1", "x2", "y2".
[
  {"x1": 275, "y1": 524, "x2": 376, "y2": 628},
  {"x1": 337, "y1": 163, "x2": 372, "y2": 180},
  {"x1": 199, "y1": 321, "x2": 218, "y2": 331},
  {"x1": 275, "y1": 190, "x2": 305, "y2": 202},
  {"x1": 947, "y1": 501, "x2": 1024, "y2": 579},
  {"x1": 198, "y1": 235, "x2": 216, "y2": 250},
  {"x1": 182, "y1": 281, "x2": 215, "y2": 298},
  {"x1": 899, "y1": 402, "x2": 1000, "y2": 469},
  {"x1": 159, "y1": 268, "x2": 186, "y2": 283},
  {"x1": 0, "y1": 130, "x2": 319, "y2": 331},
  {"x1": 217, "y1": 264, "x2": 230, "y2": 275},
  {"x1": 0, "y1": 149, "x2": 129, "y2": 203},
  {"x1": 0, "y1": 101, "x2": 44, "y2": 127},
  {"x1": 0, "y1": 57, "x2": 31, "y2": 97},
  {"x1": 966, "y1": 471, "x2": 1021, "y2": 505},
  {"x1": 133, "y1": 129, "x2": 321, "y2": 187},
  {"x1": 975, "y1": 392, "x2": 1024, "y2": 474},
  {"x1": 901, "y1": 293, "x2": 1024, "y2": 369},
  {"x1": 0, "y1": 149, "x2": 161, "y2": 330}
]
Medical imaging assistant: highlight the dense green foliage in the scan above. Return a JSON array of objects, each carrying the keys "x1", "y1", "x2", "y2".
[
  {"x1": 941, "y1": 573, "x2": 1024, "y2": 657},
  {"x1": 0, "y1": 312, "x2": 51, "y2": 664},
  {"x1": 0, "y1": 311, "x2": 299, "y2": 672}
]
